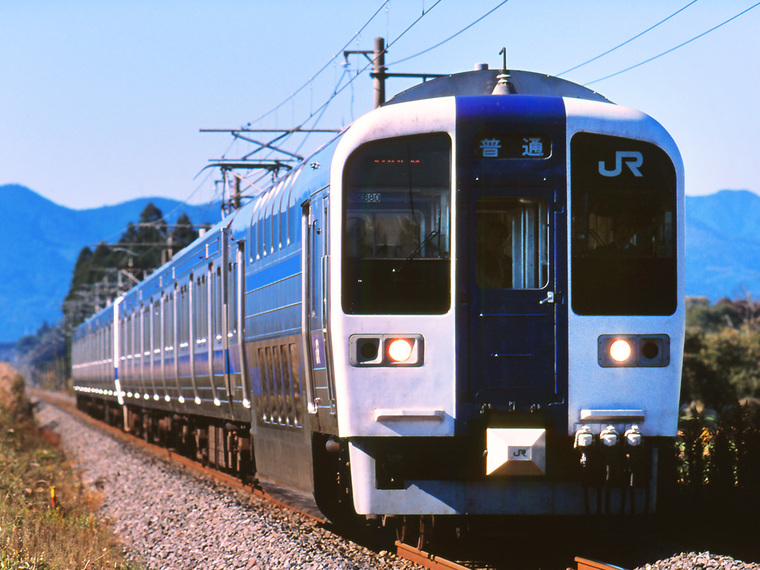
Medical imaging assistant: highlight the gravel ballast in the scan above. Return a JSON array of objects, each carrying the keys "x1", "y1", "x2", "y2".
[
  {"x1": 635, "y1": 552, "x2": 760, "y2": 570},
  {"x1": 34, "y1": 399, "x2": 419, "y2": 570}
]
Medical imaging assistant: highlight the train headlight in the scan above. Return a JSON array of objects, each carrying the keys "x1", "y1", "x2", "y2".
[
  {"x1": 349, "y1": 334, "x2": 424, "y2": 367},
  {"x1": 609, "y1": 339, "x2": 632, "y2": 363},
  {"x1": 387, "y1": 338, "x2": 413, "y2": 362},
  {"x1": 598, "y1": 334, "x2": 670, "y2": 367}
]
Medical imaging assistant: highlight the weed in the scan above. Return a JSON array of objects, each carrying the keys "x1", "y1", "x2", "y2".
[{"x1": 0, "y1": 364, "x2": 143, "y2": 569}]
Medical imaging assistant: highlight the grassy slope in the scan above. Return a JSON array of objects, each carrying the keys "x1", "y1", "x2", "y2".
[{"x1": 0, "y1": 363, "x2": 141, "y2": 570}]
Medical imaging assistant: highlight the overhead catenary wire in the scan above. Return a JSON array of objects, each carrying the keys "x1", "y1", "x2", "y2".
[
  {"x1": 245, "y1": 0, "x2": 391, "y2": 129},
  {"x1": 284, "y1": 0, "x2": 445, "y2": 136},
  {"x1": 585, "y1": 1, "x2": 760, "y2": 85},
  {"x1": 556, "y1": 0, "x2": 700, "y2": 77},
  {"x1": 387, "y1": 0, "x2": 511, "y2": 67},
  {"x1": 223, "y1": 0, "x2": 446, "y2": 197}
]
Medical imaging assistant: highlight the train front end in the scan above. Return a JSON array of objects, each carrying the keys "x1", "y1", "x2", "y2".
[{"x1": 328, "y1": 75, "x2": 684, "y2": 516}]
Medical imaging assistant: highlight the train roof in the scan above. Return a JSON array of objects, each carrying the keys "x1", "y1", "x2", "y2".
[{"x1": 385, "y1": 69, "x2": 610, "y2": 105}]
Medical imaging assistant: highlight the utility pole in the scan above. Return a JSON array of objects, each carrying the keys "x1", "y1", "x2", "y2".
[
  {"x1": 373, "y1": 36, "x2": 386, "y2": 109},
  {"x1": 345, "y1": 37, "x2": 443, "y2": 108}
]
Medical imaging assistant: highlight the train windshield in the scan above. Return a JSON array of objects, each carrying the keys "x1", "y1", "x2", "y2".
[
  {"x1": 342, "y1": 134, "x2": 451, "y2": 314},
  {"x1": 571, "y1": 133, "x2": 677, "y2": 315}
]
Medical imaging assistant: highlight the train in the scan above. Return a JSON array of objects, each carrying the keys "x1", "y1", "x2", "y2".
[{"x1": 72, "y1": 66, "x2": 684, "y2": 525}]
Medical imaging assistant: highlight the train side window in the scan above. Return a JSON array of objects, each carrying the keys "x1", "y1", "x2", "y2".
[
  {"x1": 259, "y1": 192, "x2": 270, "y2": 258},
  {"x1": 288, "y1": 184, "x2": 300, "y2": 246},
  {"x1": 195, "y1": 275, "x2": 208, "y2": 344},
  {"x1": 251, "y1": 197, "x2": 266, "y2": 262},
  {"x1": 214, "y1": 266, "x2": 223, "y2": 341},
  {"x1": 268, "y1": 181, "x2": 283, "y2": 253},
  {"x1": 152, "y1": 300, "x2": 161, "y2": 356},
  {"x1": 129, "y1": 310, "x2": 136, "y2": 361},
  {"x1": 120, "y1": 317, "x2": 126, "y2": 366},
  {"x1": 250, "y1": 207, "x2": 257, "y2": 263},
  {"x1": 142, "y1": 305, "x2": 151, "y2": 357},
  {"x1": 277, "y1": 179, "x2": 290, "y2": 249},
  {"x1": 109, "y1": 322, "x2": 113, "y2": 359},
  {"x1": 164, "y1": 292, "x2": 174, "y2": 351},
  {"x1": 475, "y1": 196, "x2": 549, "y2": 289},
  {"x1": 179, "y1": 284, "x2": 189, "y2": 348},
  {"x1": 228, "y1": 260, "x2": 237, "y2": 336}
]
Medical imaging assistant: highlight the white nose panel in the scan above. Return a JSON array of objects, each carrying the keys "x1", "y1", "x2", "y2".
[{"x1": 486, "y1": 428, "x2": 546, "y2": 476}]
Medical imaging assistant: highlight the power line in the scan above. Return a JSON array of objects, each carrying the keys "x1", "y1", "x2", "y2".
[
  {"x1": 387, "y1": 0, "x2": 511, "y2": 67},
  {"x1": 246, "y1": 1, "x2": 390, "y2": 128},
  {"x1": 586, "y1": 1, "x2": 760, "y2": 85},
  {"x1": 556, "y1": 0, "x2": 700, "y2": 77},
  {"x1": 290, "y1": 1, "x2": 444, "y2": 126},
  {"x1": 222, "y1": 0, "x2": 446, "y2": 193}
]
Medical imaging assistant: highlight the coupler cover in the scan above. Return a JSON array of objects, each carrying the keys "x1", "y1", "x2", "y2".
[{"x1": 486, "y1": 428, "x2": 546, "y2": 476}]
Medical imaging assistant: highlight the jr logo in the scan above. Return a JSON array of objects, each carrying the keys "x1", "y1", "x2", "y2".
[{"x1": 598, "y1": 151, "x2": 644, "y2": 177}]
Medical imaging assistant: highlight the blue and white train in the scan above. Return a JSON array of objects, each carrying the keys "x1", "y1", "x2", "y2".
[{"x1": 72, "y1": 67, "x2": 684, "y2": 522}]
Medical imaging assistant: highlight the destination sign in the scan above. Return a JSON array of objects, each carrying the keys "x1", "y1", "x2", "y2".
[{"x1": 475, "y1": 135, "x2": 551, "y2": 159}]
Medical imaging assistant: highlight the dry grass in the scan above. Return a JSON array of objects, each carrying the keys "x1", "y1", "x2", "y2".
[{"x1": 0, "y1": 363, "x2": 142, "y2": 569}]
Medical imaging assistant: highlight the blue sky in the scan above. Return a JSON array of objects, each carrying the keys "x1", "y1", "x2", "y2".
[{"x1": 2, "y1": 1, "x2": 758, "y2": 210}]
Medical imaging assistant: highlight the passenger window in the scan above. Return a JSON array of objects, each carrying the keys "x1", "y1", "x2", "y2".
[{"x1": 475, "y1": 196, "x2": 549, "y2": 289}]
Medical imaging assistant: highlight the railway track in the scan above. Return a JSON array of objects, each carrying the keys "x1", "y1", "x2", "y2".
[
  {"x1": 33, "y1": 390, "x2": 481, "y2": 569},
  {"x1": 575, "y1": 558, "x2": 628, "y2": 570}
]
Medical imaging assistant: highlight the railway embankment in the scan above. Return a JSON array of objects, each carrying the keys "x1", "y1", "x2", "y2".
[
  {"x1": 30, "y1": 391, "x2": 420, "y2": 570},
  {"x1": 0, "y1": 362, "x2": 137, "y2": 569}
]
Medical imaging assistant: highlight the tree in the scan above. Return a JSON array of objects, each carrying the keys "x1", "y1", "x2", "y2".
[
  {"x1": 682, "y1": 296, "x2": 760, "y2": 409},
  {"x1": 119, "y1": 202, "x2": 168, "y2": 271},
  {"x1": 61, "y1": 203, "x2": 201, "y2": 330},
  {"x1": 170, "y1": 212, "x2": 199, "y2": 254}
]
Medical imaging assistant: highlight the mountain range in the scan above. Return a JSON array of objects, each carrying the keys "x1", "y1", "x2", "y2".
[
  {"x1": 0, "y1": 184, "x2": 758, "y2": 343},
  {"x1": 0, "y1": 184, "x2": 222, "y2": 342},
  {"x1": 684, "y1": 189, "x2": 760, "y2": 302}
]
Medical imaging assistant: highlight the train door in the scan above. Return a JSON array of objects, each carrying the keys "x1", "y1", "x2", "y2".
[
  {"x1": 302, "y1": 190, "x2": 337, "y2": 432},
  {"x1": 212, "y1": 227, "x2": 243, "y2": 419},
  {"x1": 208, "y1": 260, "x2": 223, "y2": 408},
  {"x1": 231, "y1": 240, "x2": 252, "y2": 411},
  {"x1": 467, "y1": 187, "x2": 561, "y2": 413}
]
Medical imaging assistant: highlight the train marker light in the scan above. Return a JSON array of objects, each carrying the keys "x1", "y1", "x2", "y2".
[
  {"x1": 349, "y1": 334, "x2": 424, "y2": 366},
  {"x1": 609, "y1": 339, "x2": 632, "y2": 363},
  {"x1": 598, "y1": 334, "x2": 670, "y2": 367},
  {"x1": 357, "y1": 338, "x2": 380, "y2": 362},
  {"x1": 388, "y1": 339, "x2": 413, "y2": 362}
]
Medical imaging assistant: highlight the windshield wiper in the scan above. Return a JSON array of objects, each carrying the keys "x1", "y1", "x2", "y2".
[{"x1": 392, "y1": 229, "x2": 440, "y2": 274}]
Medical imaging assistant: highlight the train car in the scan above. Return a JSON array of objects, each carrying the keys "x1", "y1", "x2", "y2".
[{"x1": 72, "y1": 67, "x2": 684, "y2": 522}]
